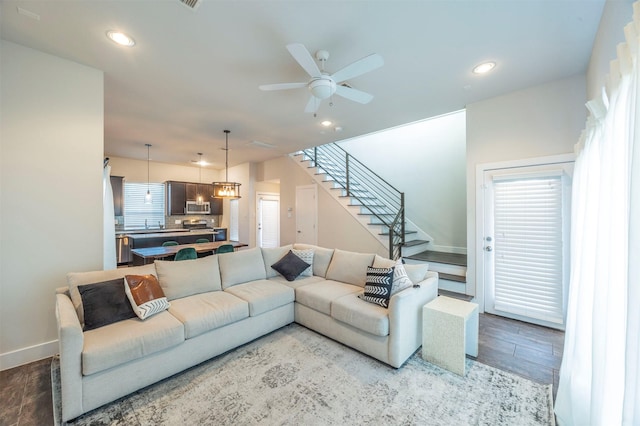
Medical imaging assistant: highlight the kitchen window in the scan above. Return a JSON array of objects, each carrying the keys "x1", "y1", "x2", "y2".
[{"x1": 124, "y1": 182, "x2": 165, "y2": 229}]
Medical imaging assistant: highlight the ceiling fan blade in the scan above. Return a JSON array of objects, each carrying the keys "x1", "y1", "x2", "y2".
[
  {"x1": 335, "y1": 85, "x2": 374, "y2": 104},
  {"x1": 286, "y1": 43, "x2": 322, "y2": 78},
  {"x1": 259, "y1": 82, "x2": 307, "y2": 91},
  {"x1": 304, "y1": 96, "x2": 321, "y2": 113},
  {"x1": 330, "y1": 53, "x2": 384, "y2": 84}
]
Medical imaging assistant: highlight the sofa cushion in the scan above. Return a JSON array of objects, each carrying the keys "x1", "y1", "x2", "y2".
[
  {"x1": 218, "y1": 247, "x2": 267, "y2": 289},
  {"x1": 67, "y1": 263, "x2": 156, "y2": 326},
  {"x1": 155, "y1": 255, "x2": 222, "y2": 300},
  {"x1": 404, "y1": 263, "x2": 430, "y2": 284},
  {"x1": 291, "y1": 248, "x2": 313, "y2": 277},
  {"x1": 261, "y1": 245, "x2": 292, "y2": 278},
  {"x1": 168, "y1": 292, "x2": 249, "y2": 339},
  {"x1": 325, "y1": 249, "x2": 375, "y2": 287},
  {"x1": 82, "y1": 311, "x2": 184, "y2": 375},
  {"x1": 295, "y1": 280, "x2": 362, "y2": 315},
  {"x1": 271, "y1": 251, "x2": 311, "y2": 281},
  {"x1": 78, "y1": 278, "x2": 136, "y2": 331},
  {"x1": 269, "y1": 275, "x2": 326, "y2": 289},
  {"x1": 359, "y1": 266, "x2": 395, "y2": 308},
  {"x1": 331, "y1": 292, "x2": 390, "y2": 337},
  {"x1": 125, "y1": 274, "x2": 171, "y2": 320},
  {"x1": 224, "y1": 280, "x2": 294, "y2": 317},
  {"x1": 293, "y1": 244, "x2": 334, "y2": 277},
  {"x1": 373, "y1": 255, "x2": 414, "y2": 296}
]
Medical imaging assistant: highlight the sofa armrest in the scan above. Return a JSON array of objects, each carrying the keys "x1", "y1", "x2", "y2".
[
  {"x1": 386, "y1": 271, "x2": 439, "y2": 367},
  {"x1": 56, "y1": 293, "x2": 84, "y2": 421}
]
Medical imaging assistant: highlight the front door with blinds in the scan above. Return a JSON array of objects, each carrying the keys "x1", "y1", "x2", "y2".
[{"x1": 483, "y1": 162, "x2": 572, "y2": 329}]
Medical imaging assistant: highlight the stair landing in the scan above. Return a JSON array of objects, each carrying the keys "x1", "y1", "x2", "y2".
[{"x1": 404, "y1": 250, "x2": 467, "y2": 266}]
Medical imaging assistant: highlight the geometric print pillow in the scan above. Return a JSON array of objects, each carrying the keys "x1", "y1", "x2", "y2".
[
  {"x1": 358, "y1": 266, "x2": 395, "y2": 308},
  {"x1": 124, "y1": 274, "x2": 170, "y2": 320},
  {"x1": 291, "y1": 248, "x2": 314, "y2": 277}
]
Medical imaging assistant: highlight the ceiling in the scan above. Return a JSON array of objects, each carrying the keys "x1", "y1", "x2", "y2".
[{"x1": 1, "y1": 0, "x2": 606, "y2": 170}]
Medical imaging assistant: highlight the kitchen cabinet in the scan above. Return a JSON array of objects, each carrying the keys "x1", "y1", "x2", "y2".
[
  {"x1": 166, "y1": 181, "x2": 186, "y2": 215},
  {"x1": 166, "y1": 181, "x2": 222, "y2": 215},
  {"x1": 111, "y1": 175, "x2": 124, "y2": 216}
]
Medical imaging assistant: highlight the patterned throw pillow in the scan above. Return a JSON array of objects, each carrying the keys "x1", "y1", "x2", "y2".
[
  {"x1": 359, "y1": 266, "x2": 395, "y2": 308},
  {"x1": 124, "y1": 274, "x2": 170, "y2": 320},
  {"x1": 372, "y1": 255, "x2": 414, "y2": 296},
  {"x1": 291, "y1": 248, "x2": 314, "y2": 277},
  {"x1": 271, "y1": 250, "x2": 311, "y2": 281}
]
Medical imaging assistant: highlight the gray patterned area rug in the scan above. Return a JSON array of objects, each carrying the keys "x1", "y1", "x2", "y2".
[{"x1": 52, "y1": 323, "x2": 554, "y2": 425}]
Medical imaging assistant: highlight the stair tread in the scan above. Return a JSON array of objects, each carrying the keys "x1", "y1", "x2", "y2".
[
  {"x1": 437, "y1": 289, "x2": 473, "y2": 301},
  {"x1": 405, "y1": 250, "x2": 467, "y2": 266},
  {"x1": 438, "y1": 272, "x2": 467, "y2": 283},
  {"x1": 379, "y1": 230, "x2": 417, "y2": 235},
  {"x1": 403, "y1": 239, "x2": 429, "y2": 247}
]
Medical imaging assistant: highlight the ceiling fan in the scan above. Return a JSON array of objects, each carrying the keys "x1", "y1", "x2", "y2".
[{"x1": 259, "y1": 43, "x2": 384, "y2": 114}]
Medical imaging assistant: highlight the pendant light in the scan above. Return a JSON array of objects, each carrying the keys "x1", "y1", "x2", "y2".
[
  {"x1": 213, "y1": 130, "x2": 241, "y2": 198},
  {"x1": 144, "y1": 143, "x2": 152, "y2": 204},
  {"x1": 196, "y1": 152, "x2": 204, "y2": 205}
]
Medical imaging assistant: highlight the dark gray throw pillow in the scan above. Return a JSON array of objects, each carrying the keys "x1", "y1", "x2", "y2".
[
  {"x1": 271, "y1": 250, "x2": 311, "y2": 281},
  {"x1": 79, "y1": 278, "x2": 136, "y2": 331}
]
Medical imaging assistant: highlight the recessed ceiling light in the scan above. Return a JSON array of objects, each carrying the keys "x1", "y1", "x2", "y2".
[
  {"x1": 473, "y1": 62, "x2": 496, "y2": 74},
  {"x1": 321, "y1": 120, "x2": 333, "y2": 127},
  {"x1": 106, "y1": 30, "x2": 135, "y2": 47}
]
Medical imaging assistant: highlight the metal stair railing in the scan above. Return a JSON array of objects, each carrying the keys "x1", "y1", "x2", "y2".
[{"x1": 300, "y1": 144, "x2": 405, "y2": 260}]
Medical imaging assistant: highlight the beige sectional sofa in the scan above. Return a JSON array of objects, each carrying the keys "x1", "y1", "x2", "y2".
[{"x1": 55, "y1": 244, "x2": 438, "y2": 422}]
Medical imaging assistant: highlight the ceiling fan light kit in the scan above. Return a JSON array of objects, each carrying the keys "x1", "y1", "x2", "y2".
[{"x1": 259, "y1": 43, "x2": 383, "y2": 114}]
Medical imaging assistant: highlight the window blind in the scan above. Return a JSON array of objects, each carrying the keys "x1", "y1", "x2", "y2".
[
  {"x1": 124, "y1": 182, "x2": 165, "y2": 229},
  {"x1": 492, "y1": 175, "x2": 565, "y2": 324}
]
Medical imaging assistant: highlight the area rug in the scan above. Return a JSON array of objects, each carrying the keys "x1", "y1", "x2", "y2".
[{"x1": 52, "y1": 323, "x2": 554, "y2": 425}]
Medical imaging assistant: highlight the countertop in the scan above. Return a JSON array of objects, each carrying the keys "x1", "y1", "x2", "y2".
[
  {"x1": 115, "y1": 229, "x2": 190, "y2": 236},
  {"x1": 124, "y1": 230, "x2": 217, "y2": 239}
]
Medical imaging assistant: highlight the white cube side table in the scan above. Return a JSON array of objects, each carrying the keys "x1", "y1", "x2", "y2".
[{"x1": 422, "y1": 296, "x2": 479, "y2": 376}]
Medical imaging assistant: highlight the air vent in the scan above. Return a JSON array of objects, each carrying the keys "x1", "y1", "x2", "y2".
[
  {"x1": 179, "y1": 0, "x2": 201, "y2": 10},
  {"x1": 247, "y1": 140, "x2": 276, "y2": 150}
]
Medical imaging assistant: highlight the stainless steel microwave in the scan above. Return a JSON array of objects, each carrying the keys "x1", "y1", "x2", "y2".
[{"x1": 185, "y1": 201, "x2": 211, "y2": 214}]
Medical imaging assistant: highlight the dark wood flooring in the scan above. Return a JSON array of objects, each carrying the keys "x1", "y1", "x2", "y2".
[{"x1": 0, "y1": 313, "x2": 563, "y2": 426}]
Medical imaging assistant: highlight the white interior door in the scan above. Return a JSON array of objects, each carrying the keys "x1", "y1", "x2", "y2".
[
  {"x1": 257, "y1": 194, "x2": 279, "y2": 248},
  {"x1": 482, "y1": 161, "x2": 573, "y2": 329},
  {"x1": 295, "y1": 185, "x2": 317, "y2": 245}
]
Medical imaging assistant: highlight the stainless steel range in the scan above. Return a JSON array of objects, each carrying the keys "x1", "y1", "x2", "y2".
[{"x1": 182, "y1": 219, "x2": 227, "y2": 241}]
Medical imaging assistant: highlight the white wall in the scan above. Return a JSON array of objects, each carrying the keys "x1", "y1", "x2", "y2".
[
  {"x1": 109, "y1": 156, "x2": 221, "y2": 184},
  {"x1": 259, "y1": 156, "x2": 386, "y2": 255},
  {"x1": 0, "y1": 41, "x2": 104, "y2": 369},
  {"x1": 465, "y1": 74, "x2": 587, "y2": 297},
  {"x1": 338, "y1": 110, "x2": 467, "y2": 252},
  {"x1": 587, "y1": 0, "x2": 635, "y2": 100}
]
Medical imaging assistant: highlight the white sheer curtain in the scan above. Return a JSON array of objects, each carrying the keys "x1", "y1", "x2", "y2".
[
  {"x1": 103, "y1": 163, "x2": 117, "y2": 270},
  {"x1": 555, "y1": 3, "x2": 640, "y2": 425}
]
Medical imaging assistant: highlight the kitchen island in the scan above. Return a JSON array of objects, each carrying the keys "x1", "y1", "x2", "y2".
[
  {"x1": 127, "y1": 230, "x2": 219, "y2": 250},
  {"x1": 131, "y1": 241, "x2": 247, "y2": 265}
]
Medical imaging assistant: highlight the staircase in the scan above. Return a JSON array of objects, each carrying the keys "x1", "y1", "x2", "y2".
[
  {"x1": 404, "y1": 250, "x2": 468, "y2": 295},
  {"x1": 292, "y1": 144, "x2": 430, "y2": 260}
]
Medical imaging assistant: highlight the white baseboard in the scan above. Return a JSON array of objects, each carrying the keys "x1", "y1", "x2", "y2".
[
  {"x1": 428, "y1": 244, "x2": 467, "y2": 255},
  {"x1": 0, "y1": 340, "x2": 58, "y2": 371}
]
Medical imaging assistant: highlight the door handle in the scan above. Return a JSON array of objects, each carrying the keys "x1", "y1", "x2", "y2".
[{"x1": 485, "y1": 246, "x2": 493, "y2": 252}]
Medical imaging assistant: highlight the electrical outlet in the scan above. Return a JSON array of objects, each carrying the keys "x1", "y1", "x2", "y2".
[{"x1": 175, "y1": 219, "x2": 181, "y2": 224}]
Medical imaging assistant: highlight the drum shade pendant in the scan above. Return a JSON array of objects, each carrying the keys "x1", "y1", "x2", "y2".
[
  {"x1": 144, "y1": 143, "x2": 152, "y2": 204},
  {"x1": 213, "y1": 130, "x2": 241, "y2": 198}
]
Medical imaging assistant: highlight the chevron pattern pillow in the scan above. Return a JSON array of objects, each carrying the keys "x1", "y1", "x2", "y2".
[
  {"x1": 124, "y1": 274, "x2": 170, "y2": 320},
  {"x1": 359, "y1": 266, "x2": 395, "y2": 308}
]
